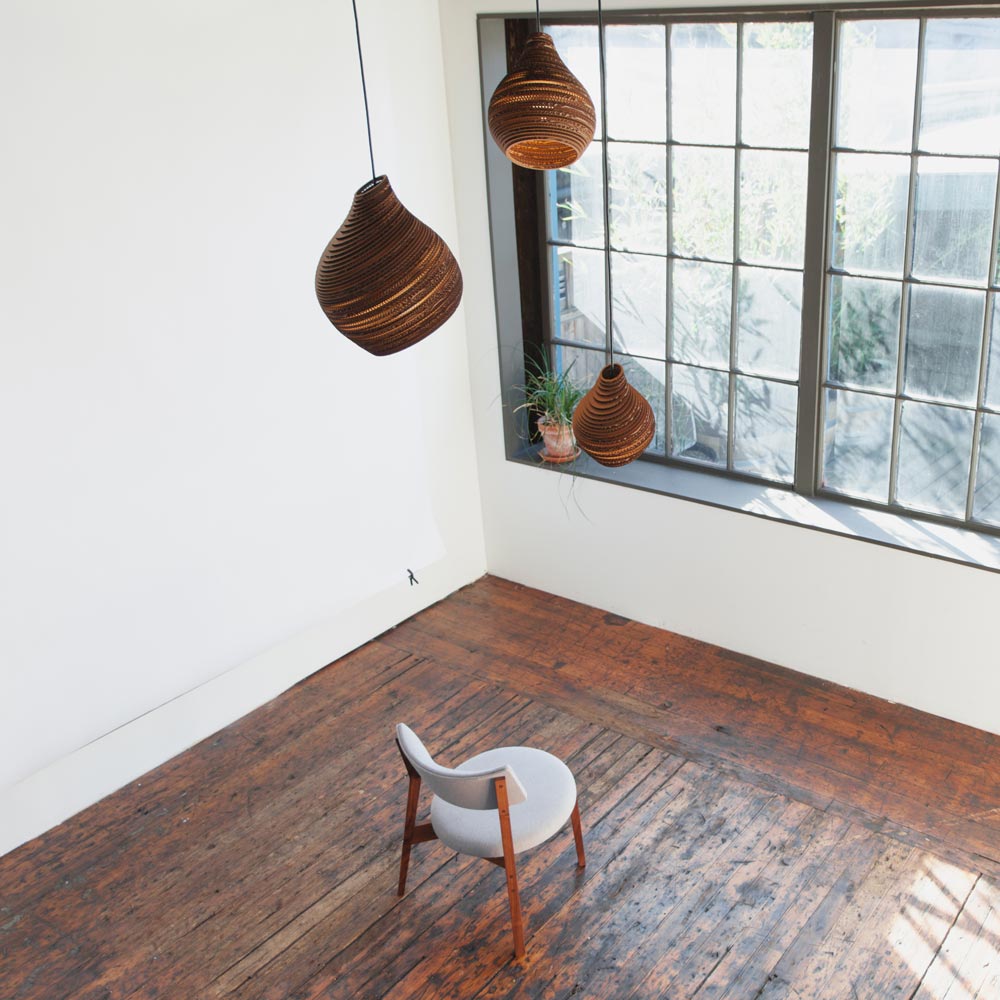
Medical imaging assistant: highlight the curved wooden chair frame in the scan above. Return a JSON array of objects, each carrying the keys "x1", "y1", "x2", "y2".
[{"x1": 395, "y1": 738, "x2": 585, "y2": 960}]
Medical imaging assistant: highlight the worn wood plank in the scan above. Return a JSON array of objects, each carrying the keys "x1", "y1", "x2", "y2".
[{"x1": 2, "y1": 574, "x2": 998, "y2": 1000}]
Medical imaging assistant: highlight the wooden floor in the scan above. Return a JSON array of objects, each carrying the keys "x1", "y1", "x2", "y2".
[{"x1": 2, "y1": 576, "x2": 999, "y2": 999}]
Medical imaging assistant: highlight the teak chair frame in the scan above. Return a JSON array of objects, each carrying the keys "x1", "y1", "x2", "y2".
[{"x1": 395, "y1": 739, "x2": 586, "y2": 960}]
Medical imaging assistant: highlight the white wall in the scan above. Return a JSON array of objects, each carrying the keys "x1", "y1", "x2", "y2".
[
  {"x1": 0, "y1": 0, "x2": 486, "y2": 854},
  {"x1": 440, "y1": 0, "x2": 1000, "y2": 736}
]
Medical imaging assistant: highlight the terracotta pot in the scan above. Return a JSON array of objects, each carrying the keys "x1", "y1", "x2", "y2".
[{"x1": 538, "y1": 418, "x2": 577, "y2": 462}]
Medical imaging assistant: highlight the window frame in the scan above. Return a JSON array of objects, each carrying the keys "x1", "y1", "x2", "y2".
[{"x1": 478, "y1": 3, "x2": 1000, "y2": 572}]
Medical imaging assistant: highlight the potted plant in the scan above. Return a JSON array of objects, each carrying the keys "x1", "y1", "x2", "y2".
[{"x1": 515, "y1": 355, "x2": 584, "y2": 463}]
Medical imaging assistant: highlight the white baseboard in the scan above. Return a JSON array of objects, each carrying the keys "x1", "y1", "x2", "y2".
[{"x1": 0, "y1": 564, "x2": 482, "y2": 858}]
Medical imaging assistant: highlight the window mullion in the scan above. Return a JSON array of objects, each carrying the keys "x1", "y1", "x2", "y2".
[
  {"x1": 794, "y1": 10, "x2": 836, "y2": 496},
  {"x1": 887, "y1": 16, "x2": 926, "y2": 507},
  {"x1": 664, "y1": 25, "x2": 674, "y2": 458},
  {"x1": 728, "y1": 22, "x2": 743, "y2": 474},
  {"x1": 970, "y1": 169, "x2": 1000, "y2": 518}
]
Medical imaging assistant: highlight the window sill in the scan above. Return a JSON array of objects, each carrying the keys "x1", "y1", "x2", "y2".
[{"x1": 509, "y1": 445, "x2": 1000, "y2": 574}]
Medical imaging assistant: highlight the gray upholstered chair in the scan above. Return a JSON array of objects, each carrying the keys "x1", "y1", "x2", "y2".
[{"x1": 394, "y1": 723, "x2": 585, "y2": 959}]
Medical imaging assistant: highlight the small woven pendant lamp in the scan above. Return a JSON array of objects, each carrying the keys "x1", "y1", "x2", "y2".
[
  {"x1": 316, "y1": 177, "x2": 462, "y2": 356},
  {"x1": 315, "y1": 0, "x2": 462, "y2": 356},
  {"x1": 573, "y1": 363, "x2": 655, "y2": 467},
  {"x1": 487, "y1": 2, "x2": 596, "y2": 170},
  {"x1": 573, "y1": 0, "x2": 655, "y2": 467}
]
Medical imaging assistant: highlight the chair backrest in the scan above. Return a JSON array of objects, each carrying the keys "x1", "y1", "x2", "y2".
[{"x1": 396, "y1": 723, "x2": 528, "y2": 810}]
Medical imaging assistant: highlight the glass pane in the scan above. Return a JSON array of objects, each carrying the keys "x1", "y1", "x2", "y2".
[
  {"x1": 822, "y1": 389, "x2": 894, "y2": 502},
  {"x1": 549, "y1": 142, "x2": 604, "y2": 249},
  {"x1": 904, "y1": 285, "x2": 985, "y2": 405},
  {"x1": 671, "y1": 260, "x2": 731, "y2": 367},
  {"x1": 911, "y1": 156, "x2": 997, "y2": 285},
  {"x1": 896, "y1": 401, "x2": 974, "y2": 517},
  {"x1": 741, "y1": 22, "x2": 813, "y2": 149},
  {"x1": 611, "y1": 253, "x2": 666, "y2": 360},
  {"x1": 606, "y1": 25, "x2": 666, "y2": 142},
  {"x1": 608, "y1": 142, "x2": 667, "y2": 255},
  {"x1": 920, "y1": 18, "x2": 1000, "y2": 157},
  {"x1": 973, "y1": 413, "x2": 1000, "y2": 524},
  {"x1": 827, "y1": 275, "x2": 901, "y2": 391},
  {"x1": 548, "y1": 25, "x2": 602, "y2": 137},
  {"x1": 670, "y1": 23, "x2": 737, "y2": 145},
  {"x1": 740, "y1": 150, "x2": 808, "y2": 267},
  {"x1": 671, "y1": 364, "x2": 729, "y2": 466},
  {"x1": 986, "y1": 297, "x2": 1000, "y2": 408},
  {"x1": 733, "y1": 376, "x2": 798, "y2": 482},
  {"x1": 836, "y1": 20, "x2": 919, "y2": 152},
  {"x1": 558, "y1": 345, "x2": 606, "y2": 396},
  {"x1": 552, "y1": 246, "x2": 605, "y2": 347},
  {"x1": 621, "y1": 354, "x2": 666, "y2": 454},
  {"x1": 671, "y1": 145, "x2": 734, "y2": 261},
  {"x1": 736, "y1": 267, "x2": 802, "y2": 379},
  {"x1": 831, "y1": 153, "x2": 910, "y2": 276}
]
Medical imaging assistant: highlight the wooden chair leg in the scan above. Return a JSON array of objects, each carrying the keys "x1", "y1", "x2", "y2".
[
  {"x1": 571, "y1": 799, "x2": 586, "y2": 868},
  {"x1": 398, "y1": 772, "x2": 421, "y2": 896},
  {"x1": 495, "y1": 776, "x2": 526, "y2": 959}
]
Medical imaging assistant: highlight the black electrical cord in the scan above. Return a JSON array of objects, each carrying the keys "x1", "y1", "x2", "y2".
[{"x1": 351, "y1": 0, "x2": 377, "y2": 185}]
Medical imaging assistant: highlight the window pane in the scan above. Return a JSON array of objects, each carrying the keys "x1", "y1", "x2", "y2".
[
  {"x1": 973, "y1": 413, "x2": 1000, "y2": 524},
  {"x1": 896, "y1": 400, "x2": 974, "y2": 517},
  {"x1": 831, "y1": 153, "x2": 910, "y2": 276},
  {"x1": 986, "y1": 297, "x2": 1000, "y2": 409},
  {"x1": 558, "y1": 344, "x2": 606, "y2": 393},
  {"x1": 903, "y1": 285, "x2": 985, "y2": 405},
  {"x1": 671, "y1": 364, "x2": 728, "y2": 466},
  {"x1": 606, "y1": 25, "x2": 666, "y2": 142},
  {"x1": 836, "y1": 20, "x2": 919, "y2": 152},
  {"x1": 827, "y1": 275, "x2": 901, "y2": 391},
  {"x1": 552, "y1": 246, "x2": 605, "y2": 347},
  {"x1": 670, "y1": 23, "x2": 736, "y2": 145},
  {"x1": 911, "y1": 156, "x2": 997, "y2": 285},
  {"x1": 608, "y1": 142, "x2": 667, "y2": 255},
  {"x1": 611, "y1": 253, "x2": 666, "y2": 360},
  {"x1": 919, "y1": 18, "x2": 1000, "y2": 157},
  {"x1": 734, "y1": 376, "x2": 797, "y2": 482},
  {"x1": 549, "y1": 142, "x2": 604, "y2": 249},
  {"x1": 671, "y1": 145, "x2": 734, "y2": 261},
  {"x1": 740, "y1": 150, "x2": 808, "y2": 268},
  {"x1": 822, "y1": 389, "x2": 894, "y2": 502},
  {"x1": 671, "y1": 260, "x2": 731, "y2": 367},
  {"x1": 621, "y1": 354, "x2": 666, "y2": 454},
  {"x1": 741, "y1": 22, "x2": 813, "y2": 150},
  {"x1": 736, "y1": 267, "x2": 802, "y2": 380},
  {"x1": 548, "y1": 26, "x2": 602, "y2": 138}
]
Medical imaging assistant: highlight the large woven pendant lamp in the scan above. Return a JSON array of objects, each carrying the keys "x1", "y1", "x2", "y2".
[
  {"x1": 487, "y1": 1, "x2": 596, "y2": 170},
  {"x1": 572, "y1": 0, "x2": 655, "y2": 467},
  {"x1": 315, "y1": 1, "x2": 462, "y2": 356}
]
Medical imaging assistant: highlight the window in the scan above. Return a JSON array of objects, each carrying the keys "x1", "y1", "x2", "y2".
[{"x1": 483, "y1": 7, "x2": 1000, "y2": 550}]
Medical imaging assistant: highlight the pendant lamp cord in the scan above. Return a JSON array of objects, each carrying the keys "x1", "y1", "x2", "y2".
[
  {"x1": 535, "y1": 0, "x2": 541, "y2": 33},
  {"x1": 597, "y1": 0, "x2": 614, "y2": 369},
  {"x1": 351, "y1": 0, "x2": 377, "y2": 185}
]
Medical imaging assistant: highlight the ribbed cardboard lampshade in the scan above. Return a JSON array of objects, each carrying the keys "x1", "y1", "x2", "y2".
[
  {"x1": 488, "y1": 32, "x2": 596, "y2": 171},
  {"x1": 572, "y1": 364, "x2": 656, "y2": 467},
  {"x1": 315, "y1": 175, "x2": 463, "y2": 356}
]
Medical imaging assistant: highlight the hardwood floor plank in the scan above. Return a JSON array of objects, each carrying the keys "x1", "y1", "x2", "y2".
[
  {"x1": 912, "y1": 874, "x2": 1000, "y2": 1000},
  {"x1": 219, "y1": 705, "x2": 601, "y2": 1000},
  {"x1": 3, "y1": 575, "x2": 998, "y2": 1000}
]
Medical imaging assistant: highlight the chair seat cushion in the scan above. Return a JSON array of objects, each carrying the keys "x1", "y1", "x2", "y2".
[{"x1": 430, "y1": 746, "x2": 577, "y2": 859}]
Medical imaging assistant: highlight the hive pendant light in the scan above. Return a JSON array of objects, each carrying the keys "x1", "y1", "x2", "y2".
[
  {"x1": 315, "y1": 0, "x2": 462, "y2": 356},
  {"x1": 572, "y1": 0, "x2": 655, "y2": 467},
  {"x1": 487, "y1": 1, "x2": 596, "y2": 170}
]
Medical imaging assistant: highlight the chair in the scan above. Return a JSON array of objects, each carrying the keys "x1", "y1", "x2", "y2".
[{"x1": 394, "y1": 723, "x2": 586, "y2": 959}]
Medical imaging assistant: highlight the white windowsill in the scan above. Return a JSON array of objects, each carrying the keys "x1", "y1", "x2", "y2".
[{"x1": 511, "y1": 446, "x2": 1000, "y2": 573}]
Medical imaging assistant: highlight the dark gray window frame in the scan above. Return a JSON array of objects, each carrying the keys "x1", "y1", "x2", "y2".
[{"x1": 478, "y1": 4, "x2": 1000, "y2": 573}]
